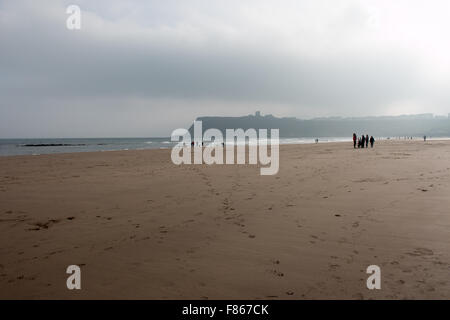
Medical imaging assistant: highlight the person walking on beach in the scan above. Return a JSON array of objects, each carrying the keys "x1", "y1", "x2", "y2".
[
  {"x1": 370, "y1": 136, "x2": 375, "y2": 148},
  {"x1": 361, "y1": 135, "x2": 366, "y2": 148},
  {"x1": 353, "y1": 133, "x2": 357, "y2": 149},
  {"x1": 365, "y1": 134, "x2": 369, "y2": 148}
]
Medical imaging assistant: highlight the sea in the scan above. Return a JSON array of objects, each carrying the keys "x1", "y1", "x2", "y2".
[
  {"x1": 1, "y1": 136, "x2": 447, "y2": 157},
  {"x1": 0, "y1": 137, "x2": 354, "y2": 157}
]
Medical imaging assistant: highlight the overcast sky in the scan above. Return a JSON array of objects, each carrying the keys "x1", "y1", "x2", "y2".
[{"x1": 1, "y1": 0, "x2": 450, "y2": 137}]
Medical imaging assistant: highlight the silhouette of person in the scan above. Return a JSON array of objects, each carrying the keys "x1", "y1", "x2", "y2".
[
  {"x1": 361, "y1": 135, "x2": 366, "y2": 148},
  {"x1": 424, "y1": 135, "x2": 427, "y2": 141},
  {"x1": 358, "y1": 138, "x2": 361, "y2": 148},
  {"x1": 370, "y1": 136, "x2": 375, "y2": 148},
  {"x1": 365, "y1": 135, "x2": 369, "y2": 148},
  {"x1": 353, "y1": 133, "x2": 357, "y2": 149}
]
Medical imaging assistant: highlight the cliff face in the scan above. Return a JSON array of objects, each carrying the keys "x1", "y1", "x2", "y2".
[{"x1": 188, "y1": 113, "x2": 450, "y2": 138}]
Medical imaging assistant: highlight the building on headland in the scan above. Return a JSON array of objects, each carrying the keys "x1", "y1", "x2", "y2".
[{"x1": 190, "y1": 113, "x2": 450, "y2": 138}]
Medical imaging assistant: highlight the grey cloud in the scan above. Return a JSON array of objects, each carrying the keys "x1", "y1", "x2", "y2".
[{"x1": 1, "y1": 0, "x2": 450, "y2": 137}]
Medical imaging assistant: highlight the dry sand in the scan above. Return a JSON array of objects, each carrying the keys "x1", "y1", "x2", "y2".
[{"x1": 0, "y1": 140, "x2": 449, "y2": 299}]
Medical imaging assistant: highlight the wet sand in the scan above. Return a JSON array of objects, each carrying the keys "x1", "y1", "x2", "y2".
[{"x1": 0, "y1": 140, "x2": 449, "y2": 299}]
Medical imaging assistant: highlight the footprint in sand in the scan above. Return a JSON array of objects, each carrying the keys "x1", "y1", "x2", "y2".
[
  {"x1": 267, "y1": 269, "x2": 284, "y2": 277},
  {"x1": 159, "y1": 228, "x2": 168, "y2": 234},
  {"x1": 28, "y1": 219, "x2": 60, "y2": 231},
  {"x1": 328, "y1": 264, "x2": 340, "y2": 271},
  {"x1": 406, "y1": 248, "x2": 434, "y2": 256}
]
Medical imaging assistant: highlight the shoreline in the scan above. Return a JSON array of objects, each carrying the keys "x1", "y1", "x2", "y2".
[{"x1": 1, "y1": 137, "x2": 447, "y2": 159}]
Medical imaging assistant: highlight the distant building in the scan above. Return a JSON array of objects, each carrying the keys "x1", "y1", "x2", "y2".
[
  {"x1": 255, "y1": 111, "x2": 261, "y2": 117},
  {"x1": 412, "y1": 113, "x2": 433, "y2": 119}
]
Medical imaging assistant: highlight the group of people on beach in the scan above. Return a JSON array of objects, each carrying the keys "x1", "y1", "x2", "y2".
[{"x1": 353, "y1": 133, "x2": 375, "y2": 149}]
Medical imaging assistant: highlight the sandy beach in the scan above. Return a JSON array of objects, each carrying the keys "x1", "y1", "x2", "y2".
[{"x1": 0, "y1": 140, "x2": 449, "y2": 299}]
